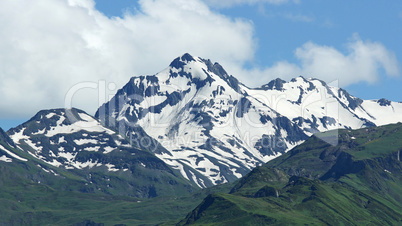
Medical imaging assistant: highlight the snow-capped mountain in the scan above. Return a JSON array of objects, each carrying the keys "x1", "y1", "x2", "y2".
[
  {"x1": 246, "y1": 77, "x2": 402, "y2": 132},
  {"x1": 96, "y1": 53, "x2": 402, "y2": 188},
  {"x1": 7, "y1": 108, "x2": 195, "y2": 197}
]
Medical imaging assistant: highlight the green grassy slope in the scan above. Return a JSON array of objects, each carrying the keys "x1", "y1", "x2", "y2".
[
  {"x1": 0, "y1": 166, "x2": 232, "y2": 225},
  {"x1": 179, "y1": 123, "x2": 402, "y2": 225},
  {"x1": 1, "y1": 123, "x2": 401, "y2": 225},
  {"x1": 0, "y1": 126, "x2": 211, "y2": 225}
]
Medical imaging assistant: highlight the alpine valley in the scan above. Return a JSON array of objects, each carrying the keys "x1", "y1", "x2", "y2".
[{"x1": 0, "y1": 54, "x2": 401, "y2": 225}]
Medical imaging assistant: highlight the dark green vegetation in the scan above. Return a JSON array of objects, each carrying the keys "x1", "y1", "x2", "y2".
[
  {"x1": 179, "y1": 123, "x2": 402, "y2": 225},
  {"x1": 0, "y1": 131, "x2": 231, "y2": 225},
  {"x1": 0, "y1": 178, "x2": 231, "y2": 225},
  {"x1": 0, "y1": 122, "x2": 205, "y2": 225},
  {"x1": 1, "y1": 123, "x2": 401, "y2": 225}
]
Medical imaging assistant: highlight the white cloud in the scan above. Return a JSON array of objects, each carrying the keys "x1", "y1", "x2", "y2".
[
  {"x1": 0, "y1": 0, "x2": 398, "y2": 121},
  {"x1": 242, "y1": 34, "x2": 399, "y2": 87},
  {"x1": 0, "y1": 0, "x2": 254, "y2": 118}
]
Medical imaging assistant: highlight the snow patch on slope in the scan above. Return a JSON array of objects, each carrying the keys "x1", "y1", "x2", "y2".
[
  {"x1": 0, "y1": 155, "x2": 12, "y2": 162},
  {"x1": 0, "y1": 144, "x2": 28, "y2": 162}
]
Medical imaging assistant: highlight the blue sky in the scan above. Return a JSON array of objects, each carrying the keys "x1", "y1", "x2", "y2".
[
  {"x1": 95, "y1": 0, "x2": 402, "y2": 100},
  {"x1": 0, "y1": 0, "x2": 401, "y2": 130}
]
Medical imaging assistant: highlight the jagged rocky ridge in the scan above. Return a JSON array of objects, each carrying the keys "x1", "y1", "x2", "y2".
[{"x1": 95, "y1": 53, "x2": 402, "y2": 187}]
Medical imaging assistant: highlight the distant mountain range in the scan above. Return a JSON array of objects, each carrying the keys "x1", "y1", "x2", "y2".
[
  {"x1": 2, "y1": 53, "x2": 402, "y2": 192},
  {"x1": 0, "y1": 53, "x2": 401, "y2": 224},
  {"x1": 94, "y1": 53, "x2": 402, "y2": 187}
]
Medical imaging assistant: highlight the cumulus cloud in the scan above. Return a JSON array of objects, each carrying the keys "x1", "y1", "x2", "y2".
[
  {"x1": 0, "y1": 0, "x2": 254, "y2": 118},
  {"x1": 0, "y1": 0, "x2": 398, "y2": 120},
  {"x1": 243, "y1": 34, "x2": 400, "y2": 87}
]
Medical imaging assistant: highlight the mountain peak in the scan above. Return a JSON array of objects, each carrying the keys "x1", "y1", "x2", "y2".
[
  {"x1": 169, "y1": 53, "x2": 229, "y2": 79},
  {"x1": 261, "y1": 78, "x2": 286, "y2": 91},
  {"x1": 164, "y1": 53, "x2": 241, "y2": 92},
  {"x1": 181, "y1": 53, "x2": 195, "y2": 62},
  {"x1": 24, "y1": 108, "x2": 90, "y2": 127},
  {"x1": 377, "y1": 98, "x2": 391, "y2": 106},
  {"x1": 260, "y1": 76, "x2": 323, "y2": 92},
  {"x1": 290, "y1": 75, "x2": 308, "y2": 82},
  {"x1": 169, "y1": 53, "x2": 197, "y2": 69}
]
